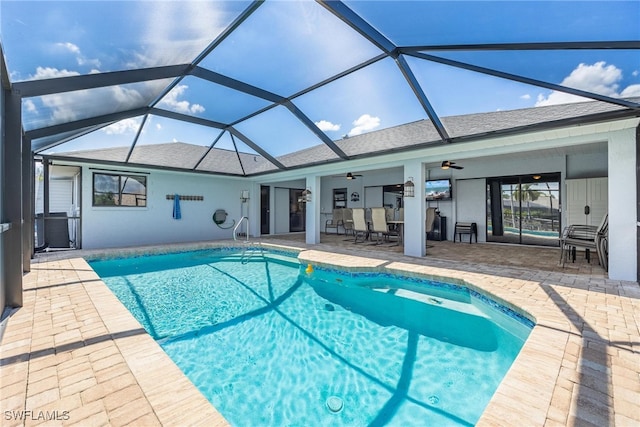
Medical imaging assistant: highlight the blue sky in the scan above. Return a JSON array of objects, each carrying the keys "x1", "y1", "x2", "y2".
[{"x1": 2, "y1": 0, "x2": 639, "y2": 157}]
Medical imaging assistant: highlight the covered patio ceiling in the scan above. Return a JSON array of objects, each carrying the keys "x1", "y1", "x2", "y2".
[{"x1": 3, "y1": 1, "x2": 640, "y2": 176}]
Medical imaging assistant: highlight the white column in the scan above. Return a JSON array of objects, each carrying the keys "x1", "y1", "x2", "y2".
[
  {"x1": 305, "y1": 175, "x2": 321, "y2": 244},
  {"x1": 608, "y1": 128, "x2": 637, "y2": 281},
  {"x1": 403, "y1": 160, "x2": 426, "y2": 257},
  {"x1": 247, "y1": 183, "x2": 259, "y2": 238}
]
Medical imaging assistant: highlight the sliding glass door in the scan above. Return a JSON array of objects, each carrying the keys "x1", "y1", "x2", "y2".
[{"x1": 486, "y1": 173, "x2": 561, "y2": 246}]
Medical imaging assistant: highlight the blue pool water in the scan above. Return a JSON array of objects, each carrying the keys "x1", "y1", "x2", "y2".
[{"x1": 89, "y1": 249, "x2": 533, "y2": 427}]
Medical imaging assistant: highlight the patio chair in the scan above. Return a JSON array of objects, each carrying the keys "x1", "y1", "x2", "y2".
[
  {"x1": 351, "y1": 208, "x2": 368, "y2": 243},
  {"x1": 342, "y1": 208, "x2": 354, "y2": 236},
  {"x1": 596, "y1": 217, "x2": 609, "y2": 271},
  {"x1": 365, "y1": 207, "x2": 372, "y2": 224},
  {"x1": 325, "y1": 208, "x2": 343, "y2": 234},
  {"x1": 424, "y1": 207, "x2": 438, "y2": 248},
  {"x1": 560, "y1": 212, "x2": 608, "y2": 269},
  {"x1": 371, "y1": 207, "x2": 398, "y2": 245},
  {"x1": 384, "y1": 207, "x2": 394, "y2": 222},
  {"x1": 425, "y1": 207, "x2": 437, "y2": 235}
]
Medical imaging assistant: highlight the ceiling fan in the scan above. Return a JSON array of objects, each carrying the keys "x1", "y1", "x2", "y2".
[
  {"x1": 333, "y1": 172, "x2": 363, "y2": 180},
  {"x1": 441, "y1": 161, "x2": 464, "y2": 170}
]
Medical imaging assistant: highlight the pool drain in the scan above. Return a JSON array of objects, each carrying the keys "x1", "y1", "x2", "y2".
[
  {"x1": 428, "y1": 395, "x2": 440, "y2": 405},
  {"x1": 326, "y1": 396, "x2": 344, "y2": 413}
]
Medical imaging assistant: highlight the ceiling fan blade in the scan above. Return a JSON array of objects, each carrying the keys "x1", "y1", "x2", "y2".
[
  {"x1": 442, "y1": 161, "x2": 463, "y2": 170},
  {"x1": 332, "y1": 172, "x2": 364, "y2": 179}
]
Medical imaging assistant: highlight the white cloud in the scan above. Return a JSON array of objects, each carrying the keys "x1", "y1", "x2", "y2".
[
  {"x1": 101, "y1": 118, "x2": 140, "y2": 135},
  {"x1": 315, "y1": 120, "x2": 340, "y2": 132},
  {"x1": 111, "y1": 85, "x2": 145, "y2": 105},
  {"x1": 58, "y1": 42, "x2": 80, "y2": 55},
  {"x1": 158, "y1": 84, "x2": 205, "y2": 115},
  {"x1": 32, "y1": 66, "x2": 79, "y2": 80},
  {"x1": 191, "y1": 104, "x2": 205, "y2": 114},
  {"x1": 535, "y1": 61, "x2": 637, "y2": 106},
  {"x1": 632, "y1": 70, "x2": 639, "y2": 77},
  {"x1": 621, "y1": 84, "x2": 640, "y2": 97},
  {"x1": 26, "y1": 67, "x2": 164, "y2": 124},
  {"x1": 55, "y1": 42, "x2": 101, "y2": 69},
  {"x1": 348, "y1": 114, "x2": 380, "y2": 136},
  {"x1": 135, "y1": 1, "x2": 228, "y2": 68},
  {"x1": 24, "y1": 99, "x2": 37, "y2": 113},
  {"x1": 520, "y1": 94, "x2": 531, "y2": 100}
]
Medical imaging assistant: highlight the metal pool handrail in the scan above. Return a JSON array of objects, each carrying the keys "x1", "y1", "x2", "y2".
[
  {"x1": 233, "y1": 216, "x2": 249, "y2": 242},
  {"x1": 232, "y1": 216, "x2": 264, "y2": 264}
]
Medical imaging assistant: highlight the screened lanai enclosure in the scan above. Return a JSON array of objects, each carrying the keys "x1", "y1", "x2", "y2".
[
  {"x1": 3, "y1": 0, "x2": 640, "y2": 174},
  {"x1": 1, "y1": 1, "x2": 640, "y2": 312}
]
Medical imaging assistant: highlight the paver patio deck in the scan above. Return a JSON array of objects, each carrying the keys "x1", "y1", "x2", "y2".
[{"x1": 1, "y1": 236, "x2": 638, "y2": 426}]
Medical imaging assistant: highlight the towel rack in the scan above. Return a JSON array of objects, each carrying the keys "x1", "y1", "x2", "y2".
[{"x1": 166, "y1": 195, "x2": 204, "y2": 201}]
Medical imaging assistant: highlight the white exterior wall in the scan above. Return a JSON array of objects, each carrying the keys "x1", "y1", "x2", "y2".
[
  {"x1": 274, "y1": 187, "x2": 290, "y2": 234},
  {"x1": 319, "y1": 169, "x2": 404, "y2": 214},
  {"x1": 429, "y1": 154, "x2": 568, "y2": 240},
  {"x1": 305, "y1": 175, "x2": 321, "y2": 244},
  {"x1": 81, "y1": 166, "x2": 248, "y2": 249},
  {"x1": 403, "y1": 160, "x2": 427, "y2": 257},
  {"x1": 608, "y1": 128, "x2": 637, "y2": 281},
  {"x1": 455, "y1": 179, "x2": 487, "y2": 242}
]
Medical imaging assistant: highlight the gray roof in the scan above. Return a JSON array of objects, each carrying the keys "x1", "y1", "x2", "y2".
[{"x1": 50, "y1": 97, "x2": 640, "y2": 175}]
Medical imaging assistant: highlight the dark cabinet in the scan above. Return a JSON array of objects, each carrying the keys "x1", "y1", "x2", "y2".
[{"x1": 427, "y1": 215, "x2": 447, "y2": 241}]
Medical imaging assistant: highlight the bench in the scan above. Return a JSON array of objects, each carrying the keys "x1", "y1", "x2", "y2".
[{"x1": 454, "y1": 222, "x2": 477, "y2": 243}]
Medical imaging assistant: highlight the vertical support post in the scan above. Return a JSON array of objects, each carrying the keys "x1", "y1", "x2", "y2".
[
  {"x1": 43, "y1": 156, "x2": 50, "y2": 218},
  {"x1": 22, "y1": 137, "x2": 32, "y2": 271},
  {"x1": 608, "y1": 127, "x2": 637, "y2": 281},
  {"x1": 4, "y1": 88, "x2": 23, "y2": 307},
  {"x1": 305, "y1": 175, "x2": 321, "y2": 245},
  {"x1": 0, "y1": 71, "x2": 4, "y2": 314},
  {"x1": 403, "y1": 159, "x2": 426, "y2": 257}
]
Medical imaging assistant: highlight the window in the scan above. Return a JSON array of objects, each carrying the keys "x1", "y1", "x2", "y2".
[{"x1": 93, "y1": 173, "x2": 147, "y2": 207}]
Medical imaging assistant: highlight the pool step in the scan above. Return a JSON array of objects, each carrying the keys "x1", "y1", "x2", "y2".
[
  {"x1": 240, "y1": 242, "x2": 264, "y2": 264},
  {"x1": 370, "y1": 287, "x2": 488, "y2": 318},
  {"x1": 196, "y1": 250, "x2": 300, "y2": 267}
]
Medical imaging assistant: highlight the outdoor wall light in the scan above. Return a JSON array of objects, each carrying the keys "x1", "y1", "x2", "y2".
[
  {"x1": 299, "y1": 188, "x2": 312, "y2": 203},
  {"x1": 403, "y1": 177, "x2": 415, "y2": 198},
  {"x1": 240, "y1": 190, "x2": 250, "y2": 202}
]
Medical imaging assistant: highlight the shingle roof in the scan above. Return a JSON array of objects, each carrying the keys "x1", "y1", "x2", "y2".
[
  {"x1": 275, "y1": 97, "x2": 640, "y2": 166},
  {"x1": 51, "y1": 97, "x2": 640, "y2": 175}
]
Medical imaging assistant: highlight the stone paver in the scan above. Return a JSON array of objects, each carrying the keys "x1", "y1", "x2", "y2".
[
  {"x1": 1, "y1": 237, "x2": 638, "y2": 426},
  {"x1": 1, "y1": 253, "x2": 226, "y2": 427}
]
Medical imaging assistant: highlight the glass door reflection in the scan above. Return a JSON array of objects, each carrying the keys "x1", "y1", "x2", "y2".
[{"x1": 487, "y1": 174, "x2": 560, "y2": 246}]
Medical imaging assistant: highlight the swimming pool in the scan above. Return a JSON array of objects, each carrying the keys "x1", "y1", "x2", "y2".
[{"x1": 89, "y1": 248, "x2": 533, "y2": 426}]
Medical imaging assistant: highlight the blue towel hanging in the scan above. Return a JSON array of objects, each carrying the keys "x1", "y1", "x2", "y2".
[{"x1": 173, "y1": 194, "x2": 181, "y2": 220}]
